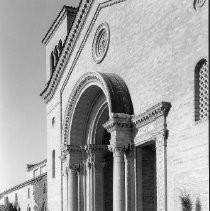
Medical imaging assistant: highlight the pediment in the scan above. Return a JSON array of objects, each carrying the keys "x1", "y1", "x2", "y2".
[{"x1": 40, "y1": 0, "x2": 127, "y2": 103}]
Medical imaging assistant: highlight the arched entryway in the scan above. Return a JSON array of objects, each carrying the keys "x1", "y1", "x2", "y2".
[{"x1": 62, "y1": 72, "x2": 133, "y2": 211}]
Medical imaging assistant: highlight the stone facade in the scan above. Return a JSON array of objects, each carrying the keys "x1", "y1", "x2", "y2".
[{"x1": 41, "y1": 1, "x2": 208, "y2": 211}]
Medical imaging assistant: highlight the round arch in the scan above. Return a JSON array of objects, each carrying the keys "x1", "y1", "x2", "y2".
[{"x1": 63, "y1": 71, "x2": 133, "y2": 145}]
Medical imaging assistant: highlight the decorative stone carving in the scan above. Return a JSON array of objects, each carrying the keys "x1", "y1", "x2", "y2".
[
  {"x1": 69, "y1": 164, "x2": 80, "y2": 174},
  {"x1": 103, "y1": 113, "x2": 133, "y2": 133},
  {"x1": 108, "y1": 143, "x2": 127, "y2": 156},
  {"x1": 63, "y1": 72, "x2": 133, "y2": 144},
  {"x1": 132, "y1": 102, "x2": 171, "y2": 129},
  {"x1": 155, "y1": 130, "x2": 168, "y2": 148},
  {"x1": 193, "y1": 0, "x2": 206, "y2": 10},
  {"x1": 85, "y1": 144, "x2": 108, "y2": 154},
  {"x1": 62, "y1": 144, "x2": 84, "y2": 155},
  {"x1": 92, "y1": 22, "x2": 110, "y2": 63},
  {"x1": 84, "y1": 144, "x2": 108, "y2": 170}
]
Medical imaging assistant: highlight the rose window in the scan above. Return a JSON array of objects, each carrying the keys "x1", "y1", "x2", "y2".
[{"x1": 93, "y1": 23, "x2": 110, "y2": 63}]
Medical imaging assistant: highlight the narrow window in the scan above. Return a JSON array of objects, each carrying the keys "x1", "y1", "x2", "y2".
[
  {"x1": 50, "y1": 52, "x2": 55, "y2": 75},
  {"x1": 52, "y1": 150, "x2": 55, "y2": 178},
  {"x1": 43, "y1": 183, "x2": 46, "y2": 193},
  {"x1": 54, "y1": 46, "x2": 59, "y2": 66},
  {"x1": 195, "y1": 59, "x2": 209, "y2": 121},
  {"x1": 28, "y1": 188, "x2": 30, "y2": 199},
  {"x1": 58, "y1": 40, "x2": 63, "y2": 56}
]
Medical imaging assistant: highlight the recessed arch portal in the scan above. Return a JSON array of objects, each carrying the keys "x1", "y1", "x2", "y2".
[{"x1": 63, "y1": 71, "x2": 134, "y2": 145}]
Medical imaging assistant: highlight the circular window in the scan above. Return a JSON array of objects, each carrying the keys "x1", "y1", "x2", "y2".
[{"x1": 92, "y1": 22, "x2": 110, "y2": 64}]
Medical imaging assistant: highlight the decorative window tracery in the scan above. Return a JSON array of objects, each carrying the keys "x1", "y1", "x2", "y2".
[
  {"x1": 92, "y1": 23, "x2": 110, "y2": 63},
  {"x1": 195, "y1": 59, "x2": 209, "y2": 121}
]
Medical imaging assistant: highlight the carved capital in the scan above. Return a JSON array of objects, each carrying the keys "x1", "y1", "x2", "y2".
[
  {"x1": 68, "y1": 163, "x2": 80, "y2": 174},
  {"x1": 124, "y1": 143, "x2": 134, "y2": 157},
  {"x1": 103, "y1": 113, "x2": 133, "y2": 133},
  {"x1": 108, "y1": 143, "x2": 128, "y2": 156}
]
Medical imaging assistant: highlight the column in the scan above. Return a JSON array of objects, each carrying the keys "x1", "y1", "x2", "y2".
[
  {"x1": 77, "y1": 164, "x2": 85, "y2": 211},
  {"x1": 85, "y1": 144, "x2": 107, "y2": 211},
  {"x1": 125, "y1": 147, "x2": 134, "y2": 211},
  {"x1": 110, "y1": 145, "x2": 126, "y2": 211},
  {"x1": 103, "y1": 113, "x2": 133, "y2": 211},
  {"x1": 156, "y1": 132, "x2": 167, "y2": 211},
  {"x1": 68, "y1": 164, "x2": 78, "y2": 211}
]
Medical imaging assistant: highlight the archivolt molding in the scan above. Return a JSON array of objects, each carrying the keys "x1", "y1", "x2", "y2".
[
  {"x1": 41, "y1": 0, "x2": 127, "y2": 103},
  {"x1": 63, "y1": 72, "x2": 133, "y2": 145}
]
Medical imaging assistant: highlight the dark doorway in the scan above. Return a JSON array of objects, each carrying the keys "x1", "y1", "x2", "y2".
[
  {"x1": 136, "y1": 143, "x2": 156, "y2": 211},
  {"x1": 103, "y1": 129, "x2": 113, "y2": 211}
]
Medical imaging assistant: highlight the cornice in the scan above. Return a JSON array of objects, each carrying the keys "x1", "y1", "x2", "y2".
[
  {"x1": 132, "y1": 102, "x2": 171, "y2": 129},
  {"x1": 40, "y1": 0, "x2": 127, "y2": 103},
  {"x1": 42, "y1": 5, "x2": 78, "y2": 45},
  {"x1": 0, "y1": 173, "x2": 47, "y2": 197},
  {"x1": 26, "y1": 159, "x2": 47, "y2": 172},
  {"x1": 40, "y1": 0, "x2": 95, "y2": 103}
]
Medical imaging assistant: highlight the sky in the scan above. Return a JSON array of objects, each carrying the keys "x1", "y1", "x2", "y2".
[{"x1": 0, "y1": 0, "x2": 78, "y2": 192}]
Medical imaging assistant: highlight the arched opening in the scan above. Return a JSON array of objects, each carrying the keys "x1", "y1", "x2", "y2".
[
  {"x1": 68, "y1": 84, "x2": 113, "y2": 210},
  {"x1": 63, "y1": 72, "x2": 133, "y2": 211},
  {"x1": 194, "y1": 58, "x2": 208, "y2": 121}
]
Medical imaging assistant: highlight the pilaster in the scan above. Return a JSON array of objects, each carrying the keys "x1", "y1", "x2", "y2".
[{"x1": 155, "y1": 131, "x2": 168, "y2": 211}]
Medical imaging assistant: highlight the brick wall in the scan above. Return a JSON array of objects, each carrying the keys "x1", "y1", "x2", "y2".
[{"x1": 44, "y1": 0, "x2": 208, "y2": 210}]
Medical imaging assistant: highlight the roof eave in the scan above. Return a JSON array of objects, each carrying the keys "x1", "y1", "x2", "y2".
[{"x1": 42, "y1": 5, "x2": 78, "y2": 45}]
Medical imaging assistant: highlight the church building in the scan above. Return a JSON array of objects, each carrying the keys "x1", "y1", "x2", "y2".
[
  {"x1": 40, "y1": 0, "x2": 208, "y2": 210},
  {"x1": 2, "y1": 0, "x2": 208, "y2": 210}
]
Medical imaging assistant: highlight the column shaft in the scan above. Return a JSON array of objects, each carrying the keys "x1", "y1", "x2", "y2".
[
  {"x1": 113, "y1": 151, "x2": 125, "y2": 211},
  {"x1": 68, "y1": 168, "x2": 78, "y2": 211}
]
